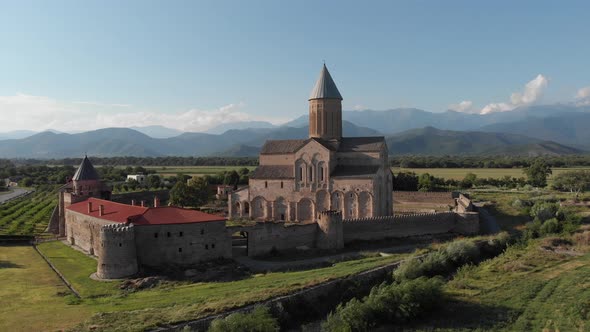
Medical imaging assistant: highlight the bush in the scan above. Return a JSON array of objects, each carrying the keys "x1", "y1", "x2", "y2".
[
  {"x1": 323, "y1": 277, "x2": 444, "y2": 332},
  {"x1": 445, "y1": 240, "x2": 480, "y2": 265},
  {"x1": 530, "y1": 202, "x2": 559, "y2": 222},
  {"x1": 539, "y1": 218, "x2": 561, "y2": 235},
  {"x1": 208, "y1": 306, "x2": 279, "y2": 332}
]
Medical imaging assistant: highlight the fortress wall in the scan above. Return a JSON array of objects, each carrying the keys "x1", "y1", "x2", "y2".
[
  {"x1": 393, "y1": 191, "x2": 456, "y2": 204},
  {"x1": 134, "y1": 221, "x2": 231, "y2": 267},
  {"x1": 97, "y1": 224, "x2": 138, "y2": 279},
  {"x1": 65, "y1": 210, "x2": 115, "y2": 255},
  {"x1": 342, "y1": 212, "x2": 457, "y2": 243},
  {"x1": 454, "y1": 212, "x2": 480, "y2": 235},
  {"x1": 245, "y1": 222, "x2": 318, "y2": 257}
]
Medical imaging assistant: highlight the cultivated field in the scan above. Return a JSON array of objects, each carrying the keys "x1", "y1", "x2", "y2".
[{"x1": 0, "y1": 186, "x2": 56, "y2": 235}]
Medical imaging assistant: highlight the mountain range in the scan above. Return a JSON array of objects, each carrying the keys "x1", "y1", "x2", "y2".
[{"x1": 0, "y1": 104, "x2": 588, "y2": 158}]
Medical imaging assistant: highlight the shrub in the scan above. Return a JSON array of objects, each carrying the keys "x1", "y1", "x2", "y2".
[
  {"x1": 208, "y1": 306, "x2": 279, "y2": 332},
  {"x1": 530, "y1": 202, "x2": 559, "y2": 222},
  {"x1": 323, "y1": 277, "x2": 444, "y2": 332},
  {"x1": 539, "y1": 218, "x2": 561, "y2": 235},
  {"x1": 445, "y1": 240, "x2": 480, "y2": 265}
]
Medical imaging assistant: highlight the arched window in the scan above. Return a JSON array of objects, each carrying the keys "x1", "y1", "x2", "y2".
[
  {"x1": 298, "y1": 166, "x2": 303, "y2": 181},
  {"x1": 320, "y1": 167, "x2": 324, "y2": 181},
  {"x1": 308, "y1": 166, "x2": 313, "y2": 181}
]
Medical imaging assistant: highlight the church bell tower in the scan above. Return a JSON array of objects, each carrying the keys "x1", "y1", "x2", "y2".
[{"x1": 309, "y1": 64, "x2": 343, "y2": 140}]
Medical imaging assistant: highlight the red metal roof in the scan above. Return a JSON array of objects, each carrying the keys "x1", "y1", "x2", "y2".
[{"x1": 66, "y1": 198, "x2": 226, "y2": 225}]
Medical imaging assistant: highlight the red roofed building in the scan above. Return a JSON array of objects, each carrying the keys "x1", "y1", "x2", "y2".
[{"x1": 64, "y1": 196, "x2": 230, "y2": 279}]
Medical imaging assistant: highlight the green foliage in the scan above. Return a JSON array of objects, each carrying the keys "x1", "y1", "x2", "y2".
[
  {"x1": 552, "y1": 170, "x2": 590, "y2": 198},
  {"x1": 394, "y1": 239, "x2": 489, "y2": 282},
  {"x1": 524, "y1": 160, "x2": 552, "y2": 187},
  {"x1": 208, "y1": 306, "x2": 279, "y2": 332},
  {"x1": 460, "y1": 172, "x2": 478, "y2": 188},
  {"x1": 418, "y1": 173, "x2": 434, "y2": 191},
  {"x1": 323, "y1": 277, "x2": 444, "y2": 332},
  {"x1": 169, "y1": 177, "x2": 210, "y2": 208},
  {"x1": 530, "y1": 201, "x2": 559, "y2": 222},
  {"x1": 0, "y1": 186, "x2": 57, "y2": 235},
  {"x1": 394, "y1": 172, "x2": 419, "y2": 191}
]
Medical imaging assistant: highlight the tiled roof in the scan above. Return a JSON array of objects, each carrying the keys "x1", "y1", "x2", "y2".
[
  {"x1": 331, "y1": 165, "x2": 381, "y2": 178},
  {"x1": 66, "y1": 198, "x2": 225, "y2": 225},
  {"x1": 337, "y1": 137, "x2": 386, "y2": 152},
  {"x1": 309, "y1": 64, "x2": 343, "y2": 100},
  {"x1": 260, "y1": 139, "x2": 308, "y2": 154},
  {"x1": 249, "y1": 165, "x2": 294, "y2": 179},
  {"x1": 72, "y1": 156, "x2": 100, "y2": 181}
]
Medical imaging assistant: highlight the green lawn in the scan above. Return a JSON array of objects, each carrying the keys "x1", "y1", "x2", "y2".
[
  {"x1": 0, "y1": 245, "x2": 91, "y2": 332},
  {"x1": 1, "y1": 241, "x2": 410, "y2": 331}
]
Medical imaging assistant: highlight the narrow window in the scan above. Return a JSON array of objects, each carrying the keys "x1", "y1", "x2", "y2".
[
  {"x1": 320, "y1": 167, "x2": 324, "y2": 181},
  {"x1": 308, "y1": 166, "x2": 313, "y2": 181},
  {"x1": 212, "y1": 243, "x2": 215, "y2": 249},
  {"x1": 201, "y1": 229, "x2": 204, "y2": 235},
  {"x1": 205, "y1": 244, "x2": 209, "y2": 250},
  {"x1": 299, "y1": 167, "x2": 303, "y2": 181},
  {"x1": 154, "y1": 233, "x2": 158, "y2": 238},
  {"x1": 167, "y1": 232, "x2": 171, "y2": 237},
  {"x1": 265, "y1": 181, "x2": 268, "y2": 188},
  {"x1": 179, "y1": 231, "x2": 183, "y2": 237},
  {"x1": 178, "y1": 247, "x2": 182, "y2": 253},
  {"x1": 280, "y1": 181, "x2": 283, "y2": 188},
  {"x1": 280, "y1": 213, "x2": 285, "y2": 221},
  {"x1": 119, "y1": 243, "x2": 122, "y2": 247}
]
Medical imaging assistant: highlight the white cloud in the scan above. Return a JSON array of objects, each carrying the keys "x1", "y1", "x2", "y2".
[
  {"x1": 448, "y1": 100, "x2": 475, "y2": 113},
  {"x1": 353, "y1": 104, "x2": 367, "y2": 111},
  {"x1": 575, "y1": 86, "x2": 590, "y2": 105},
  {"x1": 0, "y1": 93, "x2": 283, "y2": 133},
  {"x1": 480, "y1": 74, "x2": 548, "y2": 114}
]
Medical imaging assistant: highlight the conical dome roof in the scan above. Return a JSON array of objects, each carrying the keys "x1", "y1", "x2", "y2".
[
  {"x1": 309, "y1": 64, "x2": 343, "y2": 100},
  {"x1": 72, "y1": 155, "x2": 100, "y2": 181}
]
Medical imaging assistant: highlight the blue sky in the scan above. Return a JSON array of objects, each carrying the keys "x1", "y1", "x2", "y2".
[{"x1": 1, "y1": 0, "x2": 590, "y2": 132}]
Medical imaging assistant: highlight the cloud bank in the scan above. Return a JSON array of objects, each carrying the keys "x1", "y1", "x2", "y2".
[
  {"x1": 576, "y1": 86, "x2": 590, "y2": 105},
  {"x1": 0, "y1": 94, "x2": 283, "y2": 133},
  {"x1": 449, "y1": 74, "x2": 549, "y2": 114}
]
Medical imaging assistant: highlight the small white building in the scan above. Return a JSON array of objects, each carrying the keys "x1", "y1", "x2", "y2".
[{"x1": 126, "y1": 174, "x2": 147, "y2": 184}]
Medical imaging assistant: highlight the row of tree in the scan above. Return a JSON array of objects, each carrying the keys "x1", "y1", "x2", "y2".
[{"x1": 391, "y1": 155, "x2": 590, "y2": 169}]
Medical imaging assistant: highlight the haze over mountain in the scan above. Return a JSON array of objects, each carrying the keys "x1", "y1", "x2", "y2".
[{"x1": 129, "y1": 126, "x2": 184, "y2": 139}]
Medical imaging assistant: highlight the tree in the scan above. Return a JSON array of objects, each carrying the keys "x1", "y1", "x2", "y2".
[
  {"x1": 171, "y1": 177, "x2": 211, "y2": 208},
  {"x1": 552, "y1": 170, "x2": 590, "y2": 199},
  {"x1": 460, "y1": 173, "x2": 478, "y2": 188},
  {"x1": 418, "y1": 173, "x2": 434, "y2": 192},
  {"x1": 523, "y1": 160, "x2": 552, "y2": 187},
  {"x1": 223, "y1": 170, "x2": 240, "y2": 189},
  {"x1": 147, "y1": 174, "x2": 161, "y2": 189},
  {"x1": 394, "y1": 172, "x2": 419, "y2": 191}
]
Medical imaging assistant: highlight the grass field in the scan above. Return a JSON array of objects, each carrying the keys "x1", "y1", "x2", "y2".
[
  {"x1": 0, "y1": 245, "x2": 91, "y2": 331},
  {"x1": 412, "y1": 241, "x2": 590, "y2": 331},
  {"x1": 392, "y1": 167, "x2": 590, "y2": 180},
  {"x1": 0, "y1": 241, "x2": 411, "y2": 331},
  {"x1": 145, "y1": 166, "x2": 256, "y2": 177}
]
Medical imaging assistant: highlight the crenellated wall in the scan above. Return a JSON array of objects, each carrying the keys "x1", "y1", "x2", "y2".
[
  {"x1": 230, "y1": 222, "x2": 319, "y2": 257},
  {"x1": 342, "y1": 211, "x2": 478, "y2": 243}
]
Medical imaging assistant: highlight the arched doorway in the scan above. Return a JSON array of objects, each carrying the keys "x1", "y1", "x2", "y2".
[
  {"x1": 251, "y1": 196, "x2": 267, "y2": 220},
  {"x1": 297, "y1": 198, "x2": 314, "y2": 222}
]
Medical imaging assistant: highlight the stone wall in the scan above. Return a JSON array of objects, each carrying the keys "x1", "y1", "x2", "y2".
[
  {"x1": 342, "y1": 212, "x2": 458, "y2": 243},
  {"x1": 393, "y1": 191, "x2": 456, "y2": 204},
  {"x1": 97, "y1": 224, "x2": 138, "y2": 279},
  {"x1": 65, "y1": 210, "x2": 115, "y2": 255},
  {"x1": 134, "y1": 221, "x2": 231, "y2": 267},
  {"x1": 230, "y1": 222, "x2": 318, "y2": 257}
]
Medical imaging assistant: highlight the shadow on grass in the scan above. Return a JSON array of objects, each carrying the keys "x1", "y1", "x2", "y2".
[
  {"x1": 402, "y1": 298, "x2": 518, "y2": 331},
  {"x1": 483, "y1": 204, "x2": 529, "y2": 234},
  {"x1": 0, "y1": 260, "x2": 24, "y2": 269}
]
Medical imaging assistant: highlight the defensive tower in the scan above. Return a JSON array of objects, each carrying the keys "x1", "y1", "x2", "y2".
[
  {"x1": 97, "y1": 224, "x2": 138, "y2": 279},
  {"x1": 316, "y1": 210, "x2": 344, "y2": 249}
]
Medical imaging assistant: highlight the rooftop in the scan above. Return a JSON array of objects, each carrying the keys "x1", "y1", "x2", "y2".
[
  {"x1": 309, "y1": 64, "x2": 343, "y2": 100},
  {"x1": 72, "y1": 156, "x2": 100, "y2": 181},
  {"x1": 259, "y1": 137, "x2": 386, "y2": 155},
  {"x1": 66, "y1": 197, "x2": 226, "y2": 225}
]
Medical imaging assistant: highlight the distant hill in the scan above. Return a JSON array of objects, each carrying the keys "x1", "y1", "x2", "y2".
[
  {"x1": 205, "y1": 121, "x2": 277, "y2": 134},
  {"x1": 386, "y1": 127, "x2": 584, "y2": 156},
  {"x1": 129, "y1": 125, "x2": 183, "y2": 138},
  {"x1": 479, "y1": 112, "x2": 590, "y2": 149},
  {"x1": 0, "y1": 121, "x2": 381, "y2": 158}
]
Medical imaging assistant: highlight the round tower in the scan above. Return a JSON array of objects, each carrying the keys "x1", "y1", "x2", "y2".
[
  {"x1": 316, "y1": 210, "x2": 344, "y2": 250},
  {"x1": 97, "y1": 224, "x2": 138, "y2": 279},
  {"x1": 309, "y1": 64, "x2": 343, "y2": 140}
]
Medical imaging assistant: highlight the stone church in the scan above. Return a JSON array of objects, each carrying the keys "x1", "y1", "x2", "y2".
[{"x1": 230, "y1": 65, "x2": 393, "y2": 222}]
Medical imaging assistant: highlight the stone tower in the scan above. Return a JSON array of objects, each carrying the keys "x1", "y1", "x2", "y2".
[
  {"x1": 72, "y1": 155, "x2": 102, "y2": 196},
  {"x1": 308, "y1": 64, "x2": 343, "y2": 140},
  {"x1": 97, "y1": 224, "x2": 138, "y2": 279}
]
